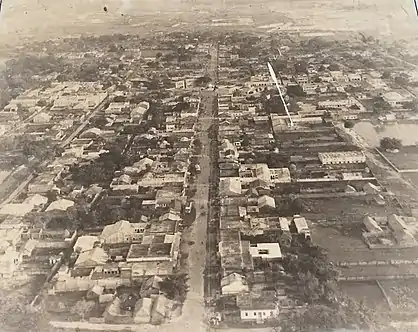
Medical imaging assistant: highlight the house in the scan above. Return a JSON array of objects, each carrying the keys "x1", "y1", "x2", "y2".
[
  {"x1": 220, "y1": 177, "x2": 242, "y2": 197},
  {"x1": 104, "y1": 297, "x2": 133, "y2": 324},
  {"x1": 32, "y1": 112, "x2": 52, "y2": 124},
  {"x1": 0, "y1": 194, "x2": 48, "y2": 217},
  {"x1": 237, "y1": 292, "x2": 279, "y2": 323},
  {"x1": 220, "y1": 139, "x2": 239, "y2": 160},
  {"x1": 387, "y1": 214, "x2": 416, "y2": 246},
  {"x1": 318, "y1": 99, "x2": 352, "y2": 109},
  {"x1": 347, "y1": 73, "x2": 362, "y2": 83},
  {"x1": 100, "y1": 220, "x2": 145, "y2": 244},
  {"x1": 125, "y1": 233, "x2": 181, "y2": 264},
  {"x1": 133, "y1": 158, "x2": 154, "y2": 172},
  {"x1": 257, "y1": 195, "x2": 276, "y2": 210},
  {"x1": 28, "y1": 173, "x2": 57, "y2": 194},
  {"x1": 363, "y1": 216, "x2": 383, "y2": 233},
  {"x1": 221, "y1": 273, "x2": 249, "y2": 295},
  {"x1": 270, "y1": 168, "x2": 291, "y2": 184},
  {"x1": 72, "y1": 246, "x2": 108, "y2": 278},
  {"x1": 150, "y1": 295, "x2": 174, "y2": 325},
  {"x1": 318, "y1": 151, "x2": 366, "y2": 165},
  {"x1": 249, "y1": 243, "x2": 282, "y2": 260},
  {"x1": 239, "y1": 164, "x2": 291, "y2": 185},
  {"x1": 131, "y1": 101, "x2": 150, "y2": 122},
  {"x1": 46, "y1": 199, "x2": 74, "y2": 212},
  {"x1": 74, "y1": 236, "x2": 100, "y2": 252},
  {"x1": 382, "y1": 91, "x2": 414, "y2": 108},
  {"x1": 105, "y1": 102, "x2": 130, "y2": 115},
  {"x1": 175, "y1": 81, "x2": 186, "y2": 89},
  {"x1": 134, "y1": 298, "x2": 153, "y2": 324},
  {"x1": 293, "y1": 216, "x2": 311, "y2": 238},
  {"x1": 159, "y1": 210, "x2": 182, "y2": 222}
]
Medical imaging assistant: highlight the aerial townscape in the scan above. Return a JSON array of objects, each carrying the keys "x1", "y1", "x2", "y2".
[{"x1": 1, "y1": 1, "x2": 418, "y2": 332}]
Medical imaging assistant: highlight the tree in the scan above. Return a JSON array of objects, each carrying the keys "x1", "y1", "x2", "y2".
[
  {"x1": 278, "y1": 296, "x2": 388, "y2": 332},
  {"x1": 373, "y1": 97, "x2": 391, "y2": 112},
  {"x1": 195, "y1": 75, "x2": 211, "y2": 87},
  {"x1": 381, "y1": 70, "x2": 391, "y2": 79},
  {"x1": 70, "y1": 299, "x2": 95, "y2": 321},
  {"x1": 286, "y1": 84, "x2": 306, "y2": 98},
  {"x1": 159, "y1": 274, "x2": 189, "y2": 304},
  {"x1": 328, "y1": 63, "x2": 340, "y2": 71},
  {"x1": 241, "y1": 133, "x2": 250, "y2": 147},
  {"x1": 380, "y1": 137, "x2": 402, "y2": 151},
  {"x1": 344, "y1": 120, "x2": 355, "y2": 129},
  {"x1": 294, "y1": 61, "x2": 308, "y2": 74},
  {"x1": 0, "y1": 292, "x2": 50, "y2": 332}
]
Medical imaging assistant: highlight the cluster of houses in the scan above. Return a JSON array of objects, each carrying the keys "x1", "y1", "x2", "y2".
[
  {"x1": 208, "y1": 37, "x2": 418, "y2": 325},
  {"x1": 0, "y1": 82, "x2": 111, "y2": 279},
  {"x1": 2, "y1": 31, "x2": 418, "y2": 328},
  {"x1": 0, "y1": 37, "x2": 211, "y2": 324}
]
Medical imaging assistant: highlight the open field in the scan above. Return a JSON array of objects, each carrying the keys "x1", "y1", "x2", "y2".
[
  {"x1": 0, "y1": 0, "x2": 417, "y2": 50},
  {"x1": 380, "y1": 280, "x2": 418, "y2": 312},
  {"x1": 340, "y1": 281, "x2": 390, "y2": 310},
  {"x1": 354, "y1": 122, "x2": 418, "y2": 148},
  {"x1": 381, "y1": 146, "x2": 418, "y2": 171}
]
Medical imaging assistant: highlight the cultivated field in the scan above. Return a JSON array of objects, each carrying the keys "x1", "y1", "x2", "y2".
[{"x1": 0, "y1": 0, "x2": 416, "y2": 50}]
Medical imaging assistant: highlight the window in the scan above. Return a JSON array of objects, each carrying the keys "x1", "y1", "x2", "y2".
[
  {"x1": 263, "y1": 312, "x2": 266, "y2": 316},
  {"x1": 245, "y1": 313, "x2": 248, "y2": 317},
  {"x1": 258, "y1": 249, "x2": 269, "y2": 255},
  {"x1": 254, "y1": 313, "x2": 257, "y2": 316}
]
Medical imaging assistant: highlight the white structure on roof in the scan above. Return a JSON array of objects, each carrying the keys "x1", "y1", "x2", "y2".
[
  {"x1": 318, "y1": 151, "x2": 366, "y2": 165},
  {"x1": 249, "y1": 243, "x2": 282, "y2": 259}
]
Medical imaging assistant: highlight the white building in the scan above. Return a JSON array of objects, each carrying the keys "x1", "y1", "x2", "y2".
[
  {"x1": 249, "y1": 243, "x2": 282, "y2": 260},
  {"x1": 318, "y1": 99, "x2": 352, "y2": 109},
  {"x1": 293, "y1": 216, "x2": 310, "y2": 238},
  {"x1": 318, "y1": 151, "x2": 366, "y2": 165},
  {"x1": 221, "y1": 273, "x2": 249, "y2": 295},
  {"x1": 382, "y1": 91, "x2": 414, "y2": 108},
  {"x1": 238, "y1": 293, "x2": 279, "y2": 323}
]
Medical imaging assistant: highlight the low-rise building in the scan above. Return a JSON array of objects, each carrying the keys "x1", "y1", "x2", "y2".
[
  {"x1": 382, "y1": 91, "x2": 414, "y2": 108},
  {"x1": 318, "y1": 151, "x2": 366, "y2": 165}
]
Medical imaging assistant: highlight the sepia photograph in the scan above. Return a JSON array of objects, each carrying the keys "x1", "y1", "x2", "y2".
[{"x1": 0, "y1": 1, "x2": 417, "y2": 331}]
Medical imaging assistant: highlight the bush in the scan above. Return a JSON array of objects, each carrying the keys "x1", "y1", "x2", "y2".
[
  {"x1": 380, "y1": 137, "x2": 402, "y2": 151},
  {"x1": 344, "y1": 120, "x2": 355, "y2": 128}
]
